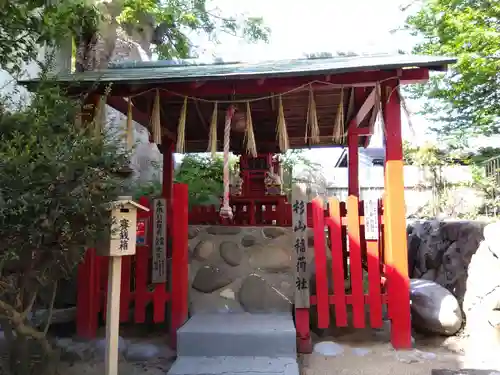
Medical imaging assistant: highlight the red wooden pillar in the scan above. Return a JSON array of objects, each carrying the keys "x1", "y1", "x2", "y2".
[
  {"x1": 348, "y1": 88, "x2": 366, "y2": 198},
  {"x1": 76, "y1": 249, "x2": 98, "y2": 338},
  {"x1": 382, "y1": 79, "x2": 412, "y2": 349},
  {"x1": 162, "y1": 140, "x2": 175, "y2": 233},
  {"x1": 76, "y1": 93, "x2": 102, "y2": 338},
  {"x1": 347, "y1": 130, "x2": 359, "y2": 197},
  {"x1": 170, "y1": 183, "x2": 189, "y2": 349}
]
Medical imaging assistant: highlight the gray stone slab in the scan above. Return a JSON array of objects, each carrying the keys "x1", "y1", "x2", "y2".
[
  {"x1": 432, "y1": 370, "x2": 500, "y2": 375},
  {"x1": 177, "y1": 313, "x2": 296, "y2": 358},
  {"x1": 167, "y1": 356, "x2": 299, "y2": 375}
]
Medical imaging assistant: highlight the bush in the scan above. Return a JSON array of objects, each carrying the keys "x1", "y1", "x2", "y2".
[{"x1": 0, "y1": 79, "x2": 129, "y2": 374}]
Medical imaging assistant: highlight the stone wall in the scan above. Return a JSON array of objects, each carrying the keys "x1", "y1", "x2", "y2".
[
  {"x1": 407, "y1": 220, "x2": 485, "y2": 305},
  {"x1": 187, "y1": 225, "x2": 316, "y2": 315}
]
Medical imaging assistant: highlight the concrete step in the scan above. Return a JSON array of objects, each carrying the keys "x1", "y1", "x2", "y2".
[
  {"x1": 177, "y1": 313, "x2": 296, "y2": 358},
  {"x1": 168, "y1": 356, "x2": 299, "y2": 375}
]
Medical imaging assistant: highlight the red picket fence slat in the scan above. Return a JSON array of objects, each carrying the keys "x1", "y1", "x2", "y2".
[
  {"x1": 347, "y1": 196, "x2": 365, "y2": 329},
  {"x1": 304, "y1": 197, "x2": 400, "y2": 351},
  {"x1": 311, "y1": 199, "x2": 329, "y2": 329},
  {"x1": 326, "y1": 197, "x2": 347, "y2": 327},
  {"x1": 365, "y1": 200, "x2": 383, "y2": 328},
  {"x1": 188, "y1": 202, "x2": 328, "y2": 227}
]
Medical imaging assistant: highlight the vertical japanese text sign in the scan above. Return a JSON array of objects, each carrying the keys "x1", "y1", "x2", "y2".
[
  {"x1": 152, "y1": 198, "x2": 167, "y2": 283},
  {"x1": 292, "y1": 183, "x2": 310, "y2": 308},
  {"x1": 105, "y1": 198, "x2": 147, "y2": 257},
  {"x1": 363, "y1": 199, "x2": 379, "y2": 240}
]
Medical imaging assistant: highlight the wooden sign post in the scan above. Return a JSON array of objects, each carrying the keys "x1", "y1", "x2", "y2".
[
  {"x1": 292, "y1": 183, "x2": 310, "y2": 308},
  {"x1": 102, "y1": 197, "x2": 149, "y2": 375},
  {"x1": 152, "y1": 198, "x2": 167, "y2": 283}
]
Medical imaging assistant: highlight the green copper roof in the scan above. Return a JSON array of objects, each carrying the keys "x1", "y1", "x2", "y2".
[{"x1": 20, "y1": 54, "x2": 456, "y2": 85}]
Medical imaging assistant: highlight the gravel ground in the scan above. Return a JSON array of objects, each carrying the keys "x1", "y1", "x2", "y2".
[
  {"x1": 301, "y1": 326, "x2": 467, "y2": 375},
  {"x1": 54, "y1": 323, "x2": 495, "y2": 375}
]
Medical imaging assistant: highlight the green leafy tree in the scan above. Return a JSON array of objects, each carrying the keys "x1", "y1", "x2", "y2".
[
  {"x1": 404, "y1": 0, "x2": 500, "y2": 144},
  {"x1": 74, "y1": 0, "x2": 269, "y2": 71},
  {"x1": 0, "y1": 0, "x2": 99, "y2": 74},
  {"x1": 174, "y1": 154, "x2": 237, "y2": 207},
  {"x1": 0, "y1": 0, "x2": 269, "y2": 73},
  {"x1": 118, "y1": 0, "x2": 269, "y2": 59},
  {"x1": 0, "y1": 80, "x2": 129, "y2": 375}
]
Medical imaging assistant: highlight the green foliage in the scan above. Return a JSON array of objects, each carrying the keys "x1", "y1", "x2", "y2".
[
  {"x1": 280, "y1": 150, "x2": 321, "y2": 198},
  {"x1": 133, "y1": 180, "x2": 163, "y2": 199},
  {"x1": 469, "y1": 164, "x2": 499, "y2": 216},
  {"x1": 405, "y1": 0, "x2": 500, "y2": 144},
  {"x1": 403, "y1": 141, "x2": 447, "y2": 167},
  {"x1": 174, "y1": 154, "x2": 236, "y2": 206},
  {"x1": 468, "y1": 147, "x2": 500, "y2": 165},
  {"x1": 0, "y1": 0, "x2": 99, "y2": 74},
  {"x1": 0, "y1": 78, "x2": 129, "y2": 374},
  {"x1": 1, "y1": 0, "x2": 268, "y2": 73},
  {"x1": 117, "y1": 0, "x2": 270, "y2": 59}
]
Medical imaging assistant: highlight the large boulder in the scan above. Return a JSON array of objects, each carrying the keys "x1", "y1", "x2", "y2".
[
  {"x1": 409, "y1": 279, "x2": 463, "y2": 336},
  {"x1": 407, "y1": 220, "x2": 485, "y2": 304},
  {"x1": 462, "y1": 222, "x2": 500, "y2": 369}
]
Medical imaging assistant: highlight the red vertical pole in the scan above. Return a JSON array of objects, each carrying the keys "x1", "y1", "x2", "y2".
[
  {"x1": 77, "y1": 249, "x2": 98, "y2": 338},
  {"x1": 162, "y1": 140, "x2": 174, "y2": 234},
  {"x1": 348, "y1": 128, "x2": 359, "y2": 197},
  {"x1": 382, "y1": 79, "x2": 412, "y2": 349},
  {"x1": 134, "y1": 197, "x2": 151, "y2": 323},
  {"x1": 347, "y1": 196, "x2": 365, "y2": 328},
  {"x1": 170, "y1": 183, "x2": 189, "y2": 349},
  {"x1": 295, "y1": 309, "x2": 312, "y2": 353},
  {"x1": 312, "y1": 198, "x2": 329, "y2": 329},
  {"x1": 327, "y1": 197, "x2": 348, "y2": 327}
]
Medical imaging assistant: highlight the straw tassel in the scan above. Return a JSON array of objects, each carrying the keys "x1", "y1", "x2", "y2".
[
  {"x1": 276, "y1": 95, "x2": 289, "y2": 152},
  {"x1": 207, "y1": 101, "x2": 218, "y2": 157},
  {"x1": 306, "y1": 86, "x2": 320, "y2": 144},
  {"x1": 244, "y1": 102, "x2": 257, "y2": 157},
  {"x1": 333, "y1": 87, "x2": 344, "y2": 144},
  {"x1": 151, "y1": 90, "x2": 162, "y2": 145},
  {"x1": 176, "y1": 96, "x2": 188, "y2": 153},
  {"x1": 125, "y1": 98, "x2": 134, "y2": 149}
]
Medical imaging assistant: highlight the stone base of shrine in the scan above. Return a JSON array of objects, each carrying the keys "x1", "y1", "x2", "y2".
[
  {"x1": 187, "y1": 225, "x2": 317, "y2": 314},
  {"x1": 168, "y1": 313, "x2": 298, "y2": 375}
]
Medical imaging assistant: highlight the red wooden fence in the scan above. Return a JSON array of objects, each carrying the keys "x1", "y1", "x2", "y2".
[
  {"x1": 189, "y1": 202, "x2": 305, "y2": 226},
  {"x1": 295, "y1": 196, "x2": 410, "y2": 352},
  {"x1": 76, "y1": 184, "x2": 189, "y2": 348}
]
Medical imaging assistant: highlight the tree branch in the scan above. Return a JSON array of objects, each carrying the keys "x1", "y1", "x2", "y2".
[{"x1": 43, "y1": 281, "x2": 57, "y2": 335}]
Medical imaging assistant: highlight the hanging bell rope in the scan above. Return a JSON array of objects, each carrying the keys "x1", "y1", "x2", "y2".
[
  {"x1": 276, "y1": 95, "x2": 290, "y2": 152},
  {"x1": 333, "y1": 87, "x2": 344, "y2": 144},
  {"x1": 150, "y1": 90, "x2": 162, "y2": 145},
  {"x1": 220, "y1": 105, "x2": 236, "y2": 220},
  {"x1": 176, "y1": 96, "x2": 188, "y2": 153},
  {"x1": 207, "y1": 101, "x2": 218, "y2": 157},
  {"x1": 305, "y1": 85, "x2": 320, "y2": 144},
  {"x1": 125, "y1": 98, "x2": 134, "y2": 149},
  {"x1": 244, "y1": 101, "x2": 257, "y2": 157}
]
